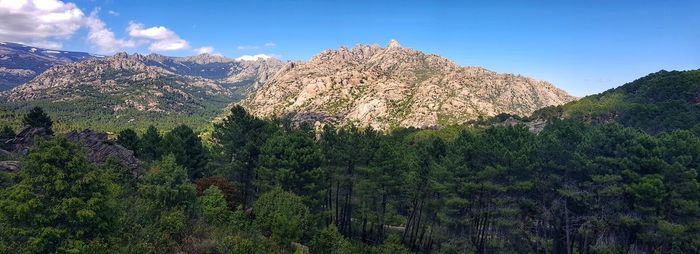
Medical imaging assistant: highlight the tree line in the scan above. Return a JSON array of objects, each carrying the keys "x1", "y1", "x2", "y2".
[{"x1": 1, "y1": 105, "x2": 699, "y2": 253}]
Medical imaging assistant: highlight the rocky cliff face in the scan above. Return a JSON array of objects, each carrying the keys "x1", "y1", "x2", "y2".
[{"x1": 242, "y1": 40, "x2": 576, "y2": 130}]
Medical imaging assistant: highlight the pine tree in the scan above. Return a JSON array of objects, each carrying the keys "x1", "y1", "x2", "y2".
[
  {"x1": 0, "y1": 138, "x2": 120, "y2": 253},
  {"x1": 0, "y1": 126, "x2": 15, "y2": 150},
  {"x1": 199, "y1": 186, "x2": 231, "y2": 224},
  {"x1": 162, "y1": 125, "x2": 207, "y2": 179},
  {"x1": 139, "y1": 125, "x2": 162, "y2": 161},
  {"x1": 116, "y1": 128, "x2": 140, "y2": 155},
  {"x1": 258, "y1": 129, "x2": 322, "y2": 195},
  {"x1": 134, "y1": 154, "x2": 197, "y2": 252},
  {"x1": 22, "y1": 106, "x2": 53, "y2": 135},
  {"x1": 213, "y1": 105, "x2": 276, "y2": 207}
]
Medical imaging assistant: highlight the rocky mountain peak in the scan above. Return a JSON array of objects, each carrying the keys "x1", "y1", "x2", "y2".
[
  {"x1": 387, "y1": 39, "x2": 402, "y2": 49},
  {"x1": 113, "y1": 52, "x2": 130, "y2": 59},
  {"x1": 242, "y1": 42, "x2": 576, "y2": 130}
]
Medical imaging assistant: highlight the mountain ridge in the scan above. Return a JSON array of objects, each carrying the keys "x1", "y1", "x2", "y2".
[
  {"x1": 242, "y1": 40, "x2": 576, "y2": 130},
  {"x1": 1, "y1": 40, "x2": 575, "y2": 132},
  {"x1": 0, "y1": 42, "x2": 99, "y2": 91}
]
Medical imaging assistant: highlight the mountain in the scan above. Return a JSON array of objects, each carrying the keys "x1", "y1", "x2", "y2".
[
  {"x1": 0, "y1": 52, "x2": 283, "y2": 131},
  {"x1": 127, "y1": 53, "x2": 283, "y2": 92},
  {"x1": 0, "y1": 42, "x2": 98, "y2": 91},
  {"x1": 242, "y1": 40, "x2": 576, "y2": 130},
  {"x1": 534, "y1": 69, "x2": 700, "y2": 133}
]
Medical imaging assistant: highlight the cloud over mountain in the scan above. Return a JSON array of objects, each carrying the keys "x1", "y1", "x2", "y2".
[
  {"x1": 0, "y1": 0, "x2": 191, "y2": 53},
  {"x1": 0, "y1": 0, "x2": 84, "y2": 48}
]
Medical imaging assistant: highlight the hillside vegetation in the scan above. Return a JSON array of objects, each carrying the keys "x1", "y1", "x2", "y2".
[
  {"x1": 536, "y1": 69, "x2": 700, "y2": 133},
  {"x1": 2, "y1": 102, "x2": 699, "y2": 253}
]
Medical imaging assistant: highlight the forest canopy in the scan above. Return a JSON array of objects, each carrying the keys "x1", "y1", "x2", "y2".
[{"x1": 2, "y1": 103, "x2": 699, "y2": 253}]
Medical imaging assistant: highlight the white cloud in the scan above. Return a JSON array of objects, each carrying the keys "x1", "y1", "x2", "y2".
[
  {"x1": 0, "y1": 0, "x2": 191, "y2": 53},
  {"x1": 107, "y1": 10, "x2": 119, "y2": 16},
  {"x1": 85, "y1": 9, "x2": 135, "y2": 53},
  {"x1": 127, "y1": 22, "x2": 189, "y2": 51},
  {"x1": 0, "y1": 0, "x2": 84, "y2": 48},
  {"x1": 264, "y1": 42, "x2": 276, "y2": 47},
  {"x1": 235, "y1": 54, "x2": 274, "y2": 61},
  {"x1": 194, "y1": 46, "x2": 214, "y2": 54}
]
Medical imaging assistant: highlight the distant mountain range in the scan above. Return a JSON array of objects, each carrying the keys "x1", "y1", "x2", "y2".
[
  {"x1": 0, "y1": 40, "x2": 576, "y2": 131},
  {"x1": 1, "y1": 51, "x2": 282, "y2": 112},
  {"x1": 0, "y1": 42, "x2": 98, "y2": 90}
]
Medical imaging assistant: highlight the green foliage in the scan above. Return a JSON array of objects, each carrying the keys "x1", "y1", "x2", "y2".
[
  {"x1": 162, "y1": 125, "x2": 208, "y2": 179},
  {"x1": 2, "y1": 75, "x2": 233, "y2": 133},
  {"x1": 116, "y1": 128, "x2": 140, "y2": 154},
  {"x1": 219, "y1": 235, "x2": 257, "y2": 254},
  {"x1": 557, "y1": 69, "x2": 700, "y2": 133},
  {"x1": 310, "y1": 224, "x2": 353, "y2": 254},
  {"x1": 213, "y1": 105, "x2": 277, "y2": 207},
  {"x1": 22, "y1": 106, "x2": 53, "y2": 134},
  {"x1": 139, "y1": 125, "x2": 163, "y2": 161},
  {"x1": 130, "y1": 154, "x2": 198, "y2": 253},
  {"x1": 253, "y1": 188, "x2": 310, "y2": 245},
  {"x1": 0, "y1": 125, "x2": 15, "y2": 150},
  {"x1": 4, "y1": 100, "x2": 700, "y2": 253},
  {"x1": 195, "y1": 176, "x2": 242, "y2": 209},
  {"x1": 0, "y1": 137, "x2": 119, "y2": 253},
  {"x1": 199, "y1": 186, "x2": 232, "y2": 225},
  {"x1": 258, "y1": 129, "x2": 322, "y2": 194},
  {"x1": 139, "y1": 154, "x2": 197, "y2": 214},
  {"x1": 380, "y1": 234, "x2": 412, "y2": 254}
]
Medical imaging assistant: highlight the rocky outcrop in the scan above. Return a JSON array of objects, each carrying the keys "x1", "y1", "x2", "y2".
[
  {"x1": 0, "y1": 50, "x2": 284, "y2": 115},
  {"x1": 1, "y1": 127, "x2": 141, "y2": 173},
  {"x1": 66, "y1": 129, "x2": 141, "y2": 172},
  {"x1": 0, "y1": 160, "x2": 18, "y2": 172},
  {"x1": 493, "y1": 117, "x2": 549, "y2": 134},
  {"x1": 243, "y1": 40, "x2": 576, "y2": 130},
  {"x1": 0, "y1": 52, "x2": 239, "y2": 114},
  {"x1": 4, "y1": 127, "x2": 52, "y2": 154}
]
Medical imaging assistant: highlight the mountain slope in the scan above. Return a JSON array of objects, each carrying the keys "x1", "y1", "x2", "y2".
[
  {"x1": 0, "y1": 42, "x2": 97, "y2": 90},
  {"x1": 0, "y1": 53, "x2": 261, "y2": 131},
  {"x1": 0, "y1": 47, "x2": 285, "y2": 131},
  {"x1": 243, "y1": 40, "x2": 575, "y2": 130},
  {"x1": 131, "y1": 53, "x2": 283, "y2": 93},
  {"x1": 535, "y1": 69, "x2": 700, "y2": 133}
]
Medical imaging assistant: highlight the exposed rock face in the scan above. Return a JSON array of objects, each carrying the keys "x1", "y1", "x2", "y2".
[
  {"x1": 243, "y1": 40, "x2": 576, "y2": 130},
  {"x1": 494, "y1": 117, "x2": 549, "y2": 134},
  {"x1": 0, "y1": 51, "x2": 284, "y2": 114},
  {"x1": 2, "y1": 127, "x2": 141, "y2": 173},
  {"x1": 66, "y1": 129, "x2": 141, "y2": 172},
  {"x1": 0, "y1": 160, "x2": 18, "y2": 172},
  {"x1": 4, "y1": 127, "x2": 52, "y2": 154},
  {"x1": 2, "y1": 53, "x2": 227, "y2": 109}
]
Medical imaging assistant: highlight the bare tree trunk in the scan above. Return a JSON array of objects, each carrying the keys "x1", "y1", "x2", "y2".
[{"x1": 335, "y1": 180, "x2": 340, "y2": 226}]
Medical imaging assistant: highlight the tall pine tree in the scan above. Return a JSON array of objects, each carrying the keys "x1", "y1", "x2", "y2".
[{"x1": 22, "y1": 106, "x2": 53, "y2": 135}]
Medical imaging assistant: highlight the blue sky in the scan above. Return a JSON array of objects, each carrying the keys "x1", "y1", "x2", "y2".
[{"x1": 1, "y1": 0, "x2": 698, "y2": 96}]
